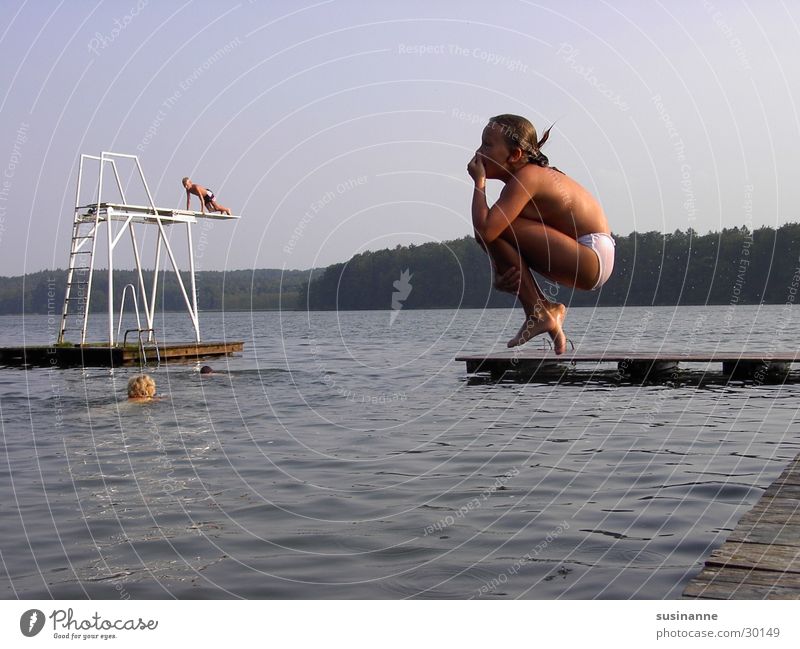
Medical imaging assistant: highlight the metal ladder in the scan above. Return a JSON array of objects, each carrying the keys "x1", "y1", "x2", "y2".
[
  {"x1": 118, "y1": 283, "x2": 160, "y2": 366},
  {"x1": 58, "y1": 215, "x2": 99, "y2": 344},
  {"x1": 123, "y1": 328, "x2": 160, "y2": 367}
]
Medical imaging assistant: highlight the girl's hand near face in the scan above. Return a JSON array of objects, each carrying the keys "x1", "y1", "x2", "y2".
[{"x1": 467, "y1": 151, "x2": 486, "y2": 188}]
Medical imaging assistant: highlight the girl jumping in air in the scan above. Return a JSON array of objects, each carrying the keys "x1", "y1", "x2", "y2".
[{"x1": 468, "y1": 114, "x2": 615, "y2": 354}]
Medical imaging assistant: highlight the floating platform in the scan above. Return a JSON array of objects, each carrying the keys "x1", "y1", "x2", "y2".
[
  {"x1": 456, "y1": 350, "x2": 800, "y2": 382},
  {"x1": 0, "y1": 341, "x2": 243, "y2": 368},
  {"x1": 683, "y1": 452, "x2": 800, "y2": 599}
]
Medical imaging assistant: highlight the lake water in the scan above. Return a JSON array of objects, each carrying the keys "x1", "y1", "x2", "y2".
[{"x1": 1, "y1": 305, "x2": 799, "y2": 599}]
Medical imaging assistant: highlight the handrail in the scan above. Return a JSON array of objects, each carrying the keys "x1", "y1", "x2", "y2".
[
  {"x1": 123, "y1": 328, "x2": 160, "y2": 366},
  {"x1": 123, "y1": 328, "x2": 145, "y2": 364},
  {"x1": 123, "y1": 328, "x2": 155, "y2": 347},
  {"x1": 116, "y1": 283, "x2": 142, "y2": 344}
]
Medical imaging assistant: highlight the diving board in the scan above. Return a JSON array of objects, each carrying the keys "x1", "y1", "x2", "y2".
[
  {"x1": 77, "y1": 202, "x2": 241, "y2": 224},
  {"x1": 456, "y1": 350, "x2": 800, "y2": 381}
]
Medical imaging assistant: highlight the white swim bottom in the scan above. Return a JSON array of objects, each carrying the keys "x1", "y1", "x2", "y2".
[{"x1": 577, "y1": 232, "x2": 616, "y2": 290}]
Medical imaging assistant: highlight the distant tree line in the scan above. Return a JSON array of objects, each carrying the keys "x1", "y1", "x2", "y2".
[
  {"x1": 304, "y1": 224, "x2": 800, "y2": 309},
  {"x1": 0, "y1": 268, "x2": 310, "y2": 315},
  {"x1": 3, "y1": 224, "x2": 800, "y2": 315}
]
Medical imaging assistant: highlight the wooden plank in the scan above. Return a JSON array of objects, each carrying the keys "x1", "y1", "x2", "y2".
[
  {"x1": 746, "y1": 497, "x2": 800, "y2": 516},
  {"x1": 119, "y1": 342, "x2": 242, "y2": 356},
  {"x1": 0, "y1": 341, "x2": 244, "y2": 368},
  {"x1": 687, "y1": 565, "x2": 800, "y2": 590},
  {"x1": 727, "y1": 524, "x2": 800, "y2": 547},
  {"x1": 120, "y1": 342, "x2": 244, "y2": 364},
  {"x1": 737, "y1": 502, "x2": 800, "y2": 524},
  {"x1": 763, "y1": 484, "x2": 800, "y2": 499},
  {"x1": 0, "y1": 345, "x2": 120, "y2": 367},
  {"x1": 684, "y1": 451, "x2": 800, "y2": 598},
  {"x1": 685, "y1": 581, "x2": 800, "y2": 599},
  {"x1": 457, "y1": 350, "x2": 800, "y2": 382},
  {"x1": 684, "y1": 573, "x2": 800, "y2": 599},
  {"x1": 456, "y1": 350, "x2": 800, "y2": 363},
  {"x1": 774, "y1": 462, "x2": 800, "y2": 484},
  {"x1": 738, "y1": 511, "x2": 800, "y2": 527},
  {"x1": 779, "y1": 459, "x2": 800, "y2": 473},
  {"x1": 705, "y1": 541, "x2": 800, "y2": 573},
  {"x1": 771, "y1": 475, "x2": 800, "y2": 488}
]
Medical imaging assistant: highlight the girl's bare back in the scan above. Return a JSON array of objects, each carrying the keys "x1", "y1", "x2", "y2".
[{"x1": 511, "y1": 165, "x2": 610, "y2": 240}]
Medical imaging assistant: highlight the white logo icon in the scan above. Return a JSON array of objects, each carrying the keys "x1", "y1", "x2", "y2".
[
  {"x1": 20, "y1": 609, "x2": 45, "y2": 637},
  {"x1": 390, "y1": 269, "x2": 413, "y2": 326}
]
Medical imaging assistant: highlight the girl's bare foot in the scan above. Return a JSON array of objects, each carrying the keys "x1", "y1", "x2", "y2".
[{"x1": 506, "y1": 303, "x2": 567, "y2": 354}]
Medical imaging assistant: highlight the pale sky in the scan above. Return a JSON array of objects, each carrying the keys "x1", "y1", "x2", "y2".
[{"x1": 1, "y1": 0, "x2": 798, "y2": 275}]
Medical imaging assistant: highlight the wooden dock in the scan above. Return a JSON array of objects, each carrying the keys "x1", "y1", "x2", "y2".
[
  {"x1": 684, "y1": 453, "x2": 800, "y2": 599},
  {"x1": 456, "y1": 350, "x2": 800, "y2": 382},
  {"x1": 0, "y1": 341, "x2": 243, "y2": 368}
]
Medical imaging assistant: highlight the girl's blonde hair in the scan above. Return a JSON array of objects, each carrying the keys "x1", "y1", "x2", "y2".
[
  {"x1": 127, "y1": 374, "x2": 156, "y2": 399},
  {"x1": 488, "y1": 114, "x2": 560, "y2": 171}
]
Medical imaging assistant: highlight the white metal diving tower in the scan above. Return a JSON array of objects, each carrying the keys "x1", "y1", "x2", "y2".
[{"x1": 58, "y1": 151, "x2": 239, "y2": 347}]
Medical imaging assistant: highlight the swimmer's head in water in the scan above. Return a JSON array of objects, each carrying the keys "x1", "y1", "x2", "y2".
[
  {"x1": 127, "y1": 374, "x2": 156, "y2": 399},
  {"x1": 485, "y1": 114, "x2": 554, "y2": 172},
  {"x1": 200, "y1": 365, "x2": 213, "y2": 375}
]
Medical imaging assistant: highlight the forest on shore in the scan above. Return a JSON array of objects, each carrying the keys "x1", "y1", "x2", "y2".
[{"x1": 3, "y1": 224, "x2": 800, "y2": 315}]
